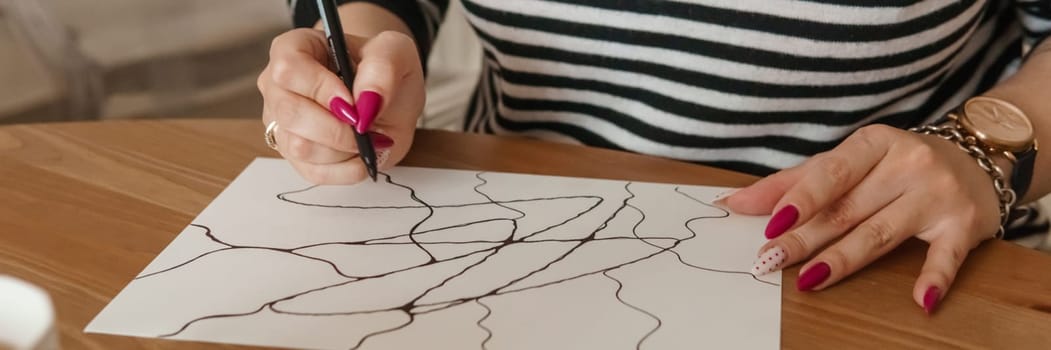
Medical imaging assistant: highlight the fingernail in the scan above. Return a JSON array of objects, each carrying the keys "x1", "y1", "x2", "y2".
[
  {"x1": 923, "y1": 286, "x2": 941, "y2": 314},
  {"x1": 329, "y1": 96, "x2": 359, "y2": 126},
  {"x1": 765, "y1": 205, "x2": 798, "y2": 239},
  {"x1": 712, "y1": 188, "x2": 739, "y2": 206},
  {"x1": 751, "y1": 246, "x2": 787, "y2": 277},
  {"x1": 797, "y1": 262, "x2": 830, "y2": 292},
  {"x1": 371, "y1": 132, "x2": 394, "y2": 149},
  {"x1": 355, "y1": 91, "x2": 383, "y2": 134},
  {"x1": 376, "y1": 148, "x2": 391, "y2": 167}
]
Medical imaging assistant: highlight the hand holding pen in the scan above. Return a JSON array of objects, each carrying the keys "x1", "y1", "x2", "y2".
[{"x1": 257, "y1": 3, "x2": 425, "y2": 185}]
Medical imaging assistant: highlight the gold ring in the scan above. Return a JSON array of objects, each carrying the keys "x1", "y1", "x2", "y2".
[{"x1": 265, "y1": 120, "x2": 279, "y2": 150}]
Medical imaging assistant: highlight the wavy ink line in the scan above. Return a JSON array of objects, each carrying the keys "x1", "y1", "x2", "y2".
[
  {"x1": 160, "y1": 277, "x2": 360, "y2": 338},
  {"x1": 473, "y1": 172, "x2": 525, "y2": 241},
  {"x1": 280, "y1": 192, "x2": 603, "y2": 250},
  {"x1": 603, "y1": 270, "x2": 660, "y2": 350},
  {"x1": 475, "y1": 299, "x2": 494, "y2": 350},
  {"x1": 383, "y1": 172, "x2": 440, "y2": 262},
  {"x1": 671, "y1": 188, "x2": 780, "y2": 287},
  {"x1": 488, "y1": 183, "x2": 770, "y2": 298},
  {"x1": 278, "y1": 184, "x2": 602, "y2": 211},
  {"x1": 158, "y1": 303, "x2": 268, "y2": 338},
  {"x1": 135, "y1": 247, "x2": 232, "y2": 280},
  {"x1": 135, "y1": 224, "x2": 232, "y2": 280},
  {"x1": 157, "y1": 173, "x2": 522, "y2": 347},
  {"x1": 146, "y1": 171, "x2": 777, "y2": 349}
]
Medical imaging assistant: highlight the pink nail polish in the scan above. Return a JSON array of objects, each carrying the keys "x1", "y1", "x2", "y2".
[
  {"x1": 355, "y1": 91, "x2": 383, "y2": 134},
  {"x1": 765, "y1": 205, "x2": 798, "y2": 239},
  {"x1": 751, "y1": 246, "x2": 787, "y2": 277},
  {"x1": 797, "y1": 262, "x2": 830, "y2": 292},
  {"x1": 923, "y1": 286, "x2": 941, "y2": 314},
  {"x1": 371, "y1": 132, "x2": 394, "y2": 149},
  {"x1": 329, "y1": 97, "x2": 359, "y2": 126}
]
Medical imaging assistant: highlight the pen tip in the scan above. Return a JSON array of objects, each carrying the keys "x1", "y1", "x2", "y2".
[{"x1": 367, "y1": 166, "x2": 377, "y2": 182}]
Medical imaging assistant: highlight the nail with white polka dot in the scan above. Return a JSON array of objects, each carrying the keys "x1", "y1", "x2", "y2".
[{"x1": 751, "y1": 246, "x2": 786, "y2": 277}]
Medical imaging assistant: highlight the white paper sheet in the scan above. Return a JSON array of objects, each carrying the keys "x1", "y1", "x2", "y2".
[{"x1": 86, "y1": 157, "x2": 780, "y2": 349}]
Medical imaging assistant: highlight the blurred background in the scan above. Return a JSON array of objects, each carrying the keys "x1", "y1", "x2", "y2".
[{"x1": 0, "y1": 0, "x2": 480, "y2": 128}]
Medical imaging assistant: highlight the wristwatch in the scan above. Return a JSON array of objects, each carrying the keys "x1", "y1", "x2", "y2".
[{"x1": 947, "y1": 96, "x2": 1040, "y2": 201}]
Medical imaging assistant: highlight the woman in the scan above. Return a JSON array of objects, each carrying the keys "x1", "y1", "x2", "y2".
[{"x1": 259, "y1": 0, "x2": 1050, "y2": 314}]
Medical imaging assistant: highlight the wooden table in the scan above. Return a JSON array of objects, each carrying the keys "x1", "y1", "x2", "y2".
[{"x1": 1, "y1": 119, "x2": 1050, "y2": 349}]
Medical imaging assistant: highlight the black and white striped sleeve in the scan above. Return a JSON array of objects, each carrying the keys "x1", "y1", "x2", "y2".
[
  {"x1": 288, "y1": 0, "x2": 449, "y2": 62},
  {"x1": 1015, "y1": 0, "x2": 1051, "y2": 49}
]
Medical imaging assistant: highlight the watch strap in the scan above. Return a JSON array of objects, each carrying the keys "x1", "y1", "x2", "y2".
[{"x1": 1011, "y1": 144, "x2": 1037, "y2": 201}]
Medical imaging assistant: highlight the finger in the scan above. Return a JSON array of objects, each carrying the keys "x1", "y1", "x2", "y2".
[
  {"x1": 262, "y1": 95, "x2": 276, "y2": 127},
  {"x1": 271, "y1": 89, "x2": 358, "y2": 152},
  {"x1": 277, "y1": 128, "x2": 354, "y2": 164},
  {"x1": 288, "y1": 147, "x2": 395, "y2": 185},
  {"x1": 267, "y1": 29, "x2": 364, "y2": 106},
  {"x1": 720, "y1": 165, "x2": 805, "y2": 215},
  {"x1": 913, "y1": 236, "x2": 972, "y2": 314},
  {"x1": 349, "y1": 31, "x2": 422, "y2": 132},
  {"x1": 763, "y1": 125, "x2": 895, "y2": 239},
  {"x1": 263, "y1": 94, "x2": 353, "y2": 163},
  {"x1": 725, "y1": 125, "x2": 897, "y2": 215},
  {"x1": 751, "y1": 162, "x2": 907, "y2": 276},
  {"x1": 353, "y1": 31, "x2": 418, "y2": 100},
  {"x1": 794, "y1": 193, "x2": 921, "y2": 292},
  {"x1": 287, "y1": 157, "x2": 368, "y2": 185}
]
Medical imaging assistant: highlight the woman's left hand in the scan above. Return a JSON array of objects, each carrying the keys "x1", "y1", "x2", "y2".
[{"x1": 719, "y1": 124, "x2": 1004, "y2": 314}]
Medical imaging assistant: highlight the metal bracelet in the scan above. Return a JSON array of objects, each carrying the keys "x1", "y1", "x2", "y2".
[{"x1": 910, "y1": 124, "x2": 1015, "y2": 239}]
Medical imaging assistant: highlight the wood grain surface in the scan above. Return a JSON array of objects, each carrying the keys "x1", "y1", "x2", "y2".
[{"x1": 1, "y1": 119, "x2": 1049, "y2": 349}]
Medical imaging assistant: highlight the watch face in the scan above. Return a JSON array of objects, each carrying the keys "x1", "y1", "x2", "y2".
[{"x1": 960, "y1": 97, "x2": 1034, "y2": 152}]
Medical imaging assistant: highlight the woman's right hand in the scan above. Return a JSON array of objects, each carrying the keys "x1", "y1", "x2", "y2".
[{"x1": 258, "y1": 28, "x2": 425, "y2": 185}]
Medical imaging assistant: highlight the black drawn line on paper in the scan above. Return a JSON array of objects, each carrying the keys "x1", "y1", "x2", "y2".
[
  {"x1": 140, "y1": 171, "x2": 776, "y2": 350},
  {"x1": 603, "y1": 270, "x2": 660, "y2": 350},
  {"x1": 475, "y1": 299, "x2": 494, "y2": 350}
]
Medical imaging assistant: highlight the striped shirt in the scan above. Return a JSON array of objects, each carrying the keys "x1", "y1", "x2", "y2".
[{"x1": 290, "y1": 0, "x2": 1050, "y2": 238}]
